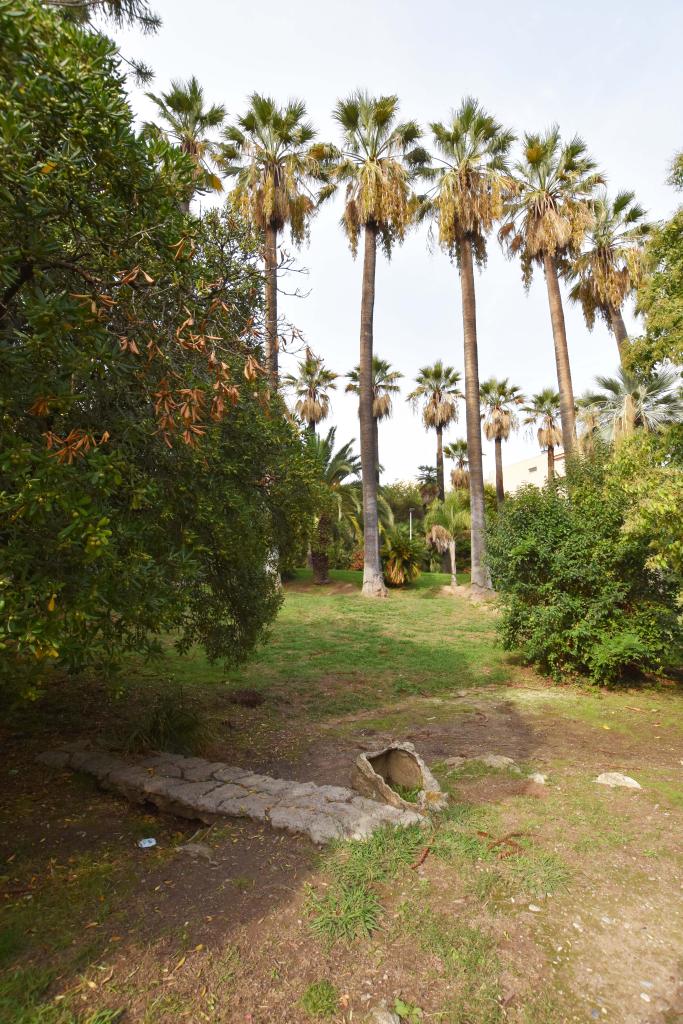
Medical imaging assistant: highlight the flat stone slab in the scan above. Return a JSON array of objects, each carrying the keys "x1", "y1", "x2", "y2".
[{"x1": 37, "y1": 748, "x2": 424, "y2": 844}]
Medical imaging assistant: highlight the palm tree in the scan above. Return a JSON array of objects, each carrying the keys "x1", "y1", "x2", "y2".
[
  {"x1": 416, "y1": 465, "x2": 439, "y2": 508},
  {"x1": 282, "y1": 348, "x2": 337, "y2": 434},
  {"x1": 424, "y1": 490, "x2": 471, "y2": 587},
  {"x1": 346, "y1": 356, "x2": 403, "y2": 483},
  {"x1": 578, "y1": 367, "x2": 683, "y2": 443},
  {"x1": 444, "y1": 439, "x2": 469, "y2": 489},
  {"x1": 408, "y1": 362, "x2": 462, "y2": 501},
  {"x1": 479, "y1": 378, "x2": 524, "y2": 507},
  {"x1": 522, "y1": 389, "x2": 563, "y2": 480},
  {"x1": 304, "y1": 428, "x2": 360, "y2": 585},
  {"x1": 327, "y1": 92, "x2": 428, "y2": 597},
  {"x1": 144, "y1": 76, "x2": 225, "y2": 212},
  {"x1": 421, "y1": 97, "x2": 515, "y2": 591},
  {"x1": 500, "y1": 127, "x2": 603, "y2": 453},
  {"x1": 567, "y1": 190, "x2": 650, "y2": 364},
  {"x1": 220, "y1": 96, "x2": 326, "y2": 387}
]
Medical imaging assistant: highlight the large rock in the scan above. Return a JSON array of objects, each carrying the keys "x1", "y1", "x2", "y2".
[
  {"x1": 595, "y1": 772, "x2": 641, "y2": 790},
  {"x1": 351, "y1": 741, "x2": 447, "y2": 812}
]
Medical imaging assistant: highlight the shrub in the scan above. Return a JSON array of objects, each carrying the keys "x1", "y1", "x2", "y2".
[
  {"x1": 381, "y1": 526, "x2": 425, "y2": 587},
  {"x1": 487, "y1": 446, "x2": 682, "y2": 684}
]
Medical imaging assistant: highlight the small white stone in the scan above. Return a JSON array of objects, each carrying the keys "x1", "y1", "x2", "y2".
[
  {"x1": 640, "y1": 993, "x2": 651, "y2": 1003},
  {"x1": 528, "y1": 904, "x2": 542, "y2": 913},
  {"x1": 595, "y1": 772, "x2": 641, "y2": 789},
  {"x1": 528, "y1": 772, "x2": 548, "y2": 785}
]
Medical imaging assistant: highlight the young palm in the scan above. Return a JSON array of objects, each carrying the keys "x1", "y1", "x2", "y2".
[
  {"x1": 479, "y1": 378, "x2": 524, "y2": 507},
  {"x1": 567, "y1": 190, "x2": 650, "y2": 364},
  {"x1": 327, "y1": 92, "x2": 428, "y2": 597},
  {"x1": 424, "y1": 490, "x2": 471, "y2": 587},
  {"x1": 145, "y1": 76, "x2": 226, "y2": 212},
  {"x1": 500, "y1": 127, "x2": 603, "y2": 452},
  {"x1": 220, "y1": 96, "x2": 327, "y2": 386},
  {"x1": 522, "y1": 389, "x2": 563, "y2": 480},
  {"x1": 444, "y1": 439, "x2": 469, "y2": 489},
  {"x1": 408, "y1": 362, "x2": 462, "y2": 501},
  {"x1": 421, "y1": 97, "x2": 515, "y2": 590},
  {"x1": 304, "y1": 427, "x2": 360, "y2": 585},
  {"x1": 282, "y1": 348, "x2": 338, "y2": 434},
  {"x1": 579, "y1": 367, "x2": 683, "y2": 443},
  {"x1": 346, "y1": 356, "x2": 403, "y2": 483}
]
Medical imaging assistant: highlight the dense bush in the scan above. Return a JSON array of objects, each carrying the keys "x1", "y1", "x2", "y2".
[
  {"x1": 0, "y1": 1, "x2": 315, "y2": 691},
  {"x1": 487, "y1": 446, "x2": 682, "y2": 684},
  {"x1": 382, "y1": 526, "x2": 425, "y2": 586}
]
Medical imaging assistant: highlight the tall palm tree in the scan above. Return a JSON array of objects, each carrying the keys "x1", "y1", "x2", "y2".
[
  {"x1": 417, "y1": 466, "x2": 439, "y2": 508},
  {"x1": 346, "y1": 356, "x2": 403, "y2": 483},
  {"x1": 479, "y1": 378, "x2": 524, "y2": 507},
  {"x1": 220, "y1": 96, "x2": 326, "y2": 387},
  {"x1": 421, "y1": 97, "x2": 515, "y2": 591},
  {"x1": 567, "y1": 190, "x2": 650, "y2": 364},
  {"x1": 282, "y1": 348, "x2": 338, "y2": 434},
  {"x1": 327, "y1": 92, "x2": 428, "y2": 597},
  {"x1": 408, "y1": 362, "x2": 462, "y2": 501},
  {"x1": 500, "y1": 127, "x2": 603, "y2": 453},
  {"x1": 578, "y1": 367, "x2": 683, "y2": 443},
  {"x1": 144, "y1": 76, "x2": 226, "y2": 212},
  {"x1": 522, "y1": 389, "x2": 563, "y2": 480},
  {"x1": 444, "y1": 439, "x2": 469, "y2": 489},
  {"x1": 303, "y1": 427, "x2": 360, "y2": 585},
  {"x1": 424, "y1": 490, "x2": 471, "y2": 587}
]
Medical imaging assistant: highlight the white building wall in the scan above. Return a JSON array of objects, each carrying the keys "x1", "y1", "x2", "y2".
[{"x1": 485, "y1": 450, "x2": 565, "y2": 492}]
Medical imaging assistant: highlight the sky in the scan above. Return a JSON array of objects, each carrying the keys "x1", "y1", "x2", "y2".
[{"x1": 116, "y1": 0, "x2": 683, "y2": 485}]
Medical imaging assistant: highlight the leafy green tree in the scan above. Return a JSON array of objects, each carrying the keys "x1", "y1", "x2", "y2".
[
  {"x1": 631, "y1": 154, "x2": 683, "y2": 371},
  {"x1": 479, "y1": 378, "x2": 524, "y2": 506},
  {"x1": 408, "y1": 362, "x2": 462, "y2": 501},
  {"x1": 487, "y1": 448, "x2": 682, "y2": 684},
  {"x1": 145, "y1": 76, "x2": 226, "y2": 211},
  {"x1": 220, "y1": 96, "x2": 326, "y2": 386},
  {"x1": 380, "y1": 481, "x2": 424, "y2": 527},
  {"x1": 500, "y1": 128, "x2": 603, "y2": 452},
  {"x1": 346, "y1": 356, "x2": 403, "y2": 483},
  {"x1": 424, "y1": 490, "x2": 471, "y2": 585},
  {"x1": 568, "y1": 190, "x2": 650, "y2": 364},
  {"x1": 522, "y1": 389, "x2": 563, "y2": 480},
  {"x1": 283, "y1": 348, "x2": 338, "y2": 433},
  {"x1": 578, "y1": 367, "x2": 683, "y2": 443},
  {"x1": 0, "y1": 1, "x2": 314, "y2": 691},
  {"x1": 421, "y1": 97, "x2": 515, "y2": 591},
  {"x1": 44, "y1": 0, "x2": 160, "y2": 81},
  {"x1": 303, "y1": 428, "x2": 360, "y2": 584},
  {"x1": 444, "y1": 439, "x2": 469, "y2": 489},
  {"x1": 327, "y1": 92, "x2": 428, "y2": 597}
]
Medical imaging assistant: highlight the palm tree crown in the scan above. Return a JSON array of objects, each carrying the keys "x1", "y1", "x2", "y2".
[
  {"x1": 408, "y1": 361, "x2": 462, "y2": 429},
  {"x1": 423, "y1": 96, "x2": 516, "y2": 264},
  {"x1": 480, "y1": 378, "x2": 524, "y2": 441},
  {"x1": 327, "y1": 92, "x2": 429, "y2": 256},
  {"x1": 304, "y1": 426, "x2": 360, "y2": 488},
  {"x1": 220, "y1": 94, "x2": 325, "y2": 242},
  {"x1": 579, "y1": 368, "x2": 683, "y2": 443},
  {"x1": 145, "y1": 76, "x2": 226, "y2": 198},
  {"x1": 282, "y1": 348, "x2": 338, "y2": 432},
  {"x1": 444, "y1": 439, "x2": 469, "y2": 488},
  {"x1": 346, "y1": 356, "x2": 403, "y2": 420},
  {"x1": 523, "y1": 389, "x2": 562, "y2": 451},
  {"x1": 500, "y1": 127, "x2": 603, "y2": 284}
]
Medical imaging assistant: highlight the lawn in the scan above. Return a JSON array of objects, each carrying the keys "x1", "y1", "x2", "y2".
[{"x1": 1, "y1": 571, "x2": 681, "y2": 1023}]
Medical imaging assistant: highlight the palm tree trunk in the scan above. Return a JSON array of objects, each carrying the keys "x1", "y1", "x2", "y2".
[
  {"x1": 311, "y1": 514, "x2": 331, "y2": 585},
  {"x1": 609, "y1": 304, "x2": 630, "y2": 364},
  {"x1": 449, "y1": 539, "x2": 457, "y2": 588},
  {"x1": 494, "y1": 436, "x2": 504, "y2": 508},
  {"x1": 308, "y1": 419, "x2": 316, "y2": 435},
  {"x1": 547, "y1": 444, "x2": 555, "y2": 481},
  {"x1": 373, "y1": 416, "x2": 380, "y2": 485},
  {"x1": 436, "y1": 425, "x2": 445, "y2": 501},
  {"x1": 359, "y1": 223, "x2": 386, "y2": 598},
  {"x1": 459, "y1": 237, "x2": 489, "y2": 592},
  {"x1": 264, "y1": 222, "x2": 279, "y2": 388},
  {"x1": 543, "y1": 252, "x2": 575, "y2": 454}
]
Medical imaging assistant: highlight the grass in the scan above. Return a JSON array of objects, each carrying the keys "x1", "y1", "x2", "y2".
[{"x1": 300, "y1": 980, "x2": 339, "y2": 1018}]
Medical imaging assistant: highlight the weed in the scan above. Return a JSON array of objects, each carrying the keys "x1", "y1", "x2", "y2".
[
  {"x1": 300, "y1": 980, "x2": 339, "y2": 1018},
  {"x1": 389, "y1": 781, "x2": 422, "y2": 803},
  {"x1": 121, "y1": 690, "x2": 213, "y2": 754},
  {"x1": 393, "y1": 996, "x2": 423, "y2": 1022},
  {"x1": 305, "y1": 881, "x2": 381, "y2": 944}
]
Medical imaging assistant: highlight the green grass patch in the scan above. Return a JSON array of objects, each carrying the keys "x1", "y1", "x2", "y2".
[{"x1": 300, "y1": 980, "x2": 339, "y2": 1018}]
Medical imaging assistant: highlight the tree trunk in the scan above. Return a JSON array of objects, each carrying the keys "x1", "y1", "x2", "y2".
[
  {"x1": 609, "y1": 304, "x2": 630, "y2": 364},
  {"x1": 264, "y1": 222, "x2": 279, "y2": 388},
  {"x1": 311, "y1": 514, "x2": 331, "y2": 585},
  {"x1": 547, "y1": 444, "x2": 555, "y2": 482},
  {"x1": 449, "y1": 539, "x2": 457, "y2": 588},
  {"x1": 359, "y1": 223, "x2": 387, "y2": 597},
  {"x1": 373, "y1": 416, "x2": 380, "y2": 485},
  {"x1": 459, "y1": 237, "x2": 490, "y2": 592},
  {"x1": 494, "y1": 436, "x2": 504, "y2": 508},
  {"x1": 436, "y1": 425, "x2": 445, "y2": 501},
  {"x1": 543, "y1": 252, "x2": 575, "y2": 454},
  {"x1": 308, "y1": 419, "x2": 316, "y2": 435}
]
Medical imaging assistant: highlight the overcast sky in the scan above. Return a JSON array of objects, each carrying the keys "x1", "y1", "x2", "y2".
[{"x1": 117, "y1": 0, "x2": 682, "y2": 484}]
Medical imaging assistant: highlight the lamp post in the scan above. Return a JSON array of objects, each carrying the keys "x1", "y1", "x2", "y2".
[{"x1": 408, "y1": 507, "x2": 414, "y2": 540}]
